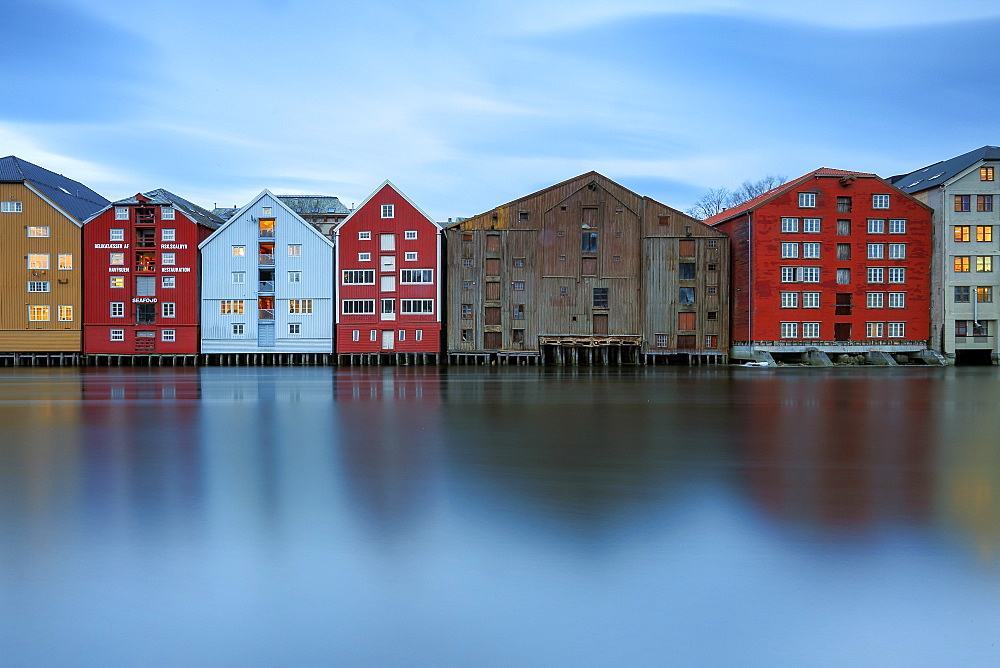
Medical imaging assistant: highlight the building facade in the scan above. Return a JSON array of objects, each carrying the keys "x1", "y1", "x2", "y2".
[
  {"x1": 333, "y1": 181, "x2": 442, "y2": 357},
  {"x1": 199, "y1": 190, "x2": 334, "y2": 354},
  {"x1": 891, "y1": 146, "x2": 1000, "y2": 363},
  {"x1": 0, "y1": 156, "x2": 109, "y2": 354},
  {"x1": 82, "y1": 190, "x2": 222, "y2": 355},
  {"x1": 278, "y1": 195, "x2": 351, "y2": 239},
  {"x1": 444, "y1": 172, "x2": 729, "y2": 364},
  {"x1": 707, "y1": 168, "x2": 934, "y2": 364}
]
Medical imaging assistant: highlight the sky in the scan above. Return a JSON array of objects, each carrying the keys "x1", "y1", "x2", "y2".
[{"x1": 4, "y1": 0, "x2": 1000, "y2": 220}]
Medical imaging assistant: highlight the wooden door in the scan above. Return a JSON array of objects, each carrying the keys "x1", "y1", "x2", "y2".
[{"x1": 593, "y1": 313, "x2": 608, "y2": 335}]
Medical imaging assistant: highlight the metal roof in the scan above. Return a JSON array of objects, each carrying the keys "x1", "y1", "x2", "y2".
[
  {"x1": 889, "y1": 146, "x2": 1000, "y2": 194},
  {"x1": 112, "y1": 188, "x2": 224, "y2": 229},
  {"x1": 0, "y1": 155, "x2": 109, "y2": 222},
  {"x1": 277, "y1": 195, "x2": 350, "y2": 215}
]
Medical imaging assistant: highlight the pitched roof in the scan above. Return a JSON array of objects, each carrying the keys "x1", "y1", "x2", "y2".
[
  {"x1": 0, "y1": 155, "x2": 109, "y2": 222},
  {"x1": 703, "y1": 168, "x2": 879, "y2": 226},
  {"x1": 199, "y1": 189, "x2": 334, "y2": 250},
  {"x1": 889, "y1": 146, "x2": 1000, "y2": 194},
  {"x1": 111, "y1": 188, "x2": 224, "y2": 229},
  {"x1": 277, "y1": 195, "x2": 350, "y2": 215},
  {"x1": 333, "y1": 181, "x2": 439, "y2": 234}
]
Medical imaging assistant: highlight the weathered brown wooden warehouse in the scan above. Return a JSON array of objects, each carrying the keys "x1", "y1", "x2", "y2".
[{"x1": 444, "y1": 172, "x2": 729, "y2": 365}]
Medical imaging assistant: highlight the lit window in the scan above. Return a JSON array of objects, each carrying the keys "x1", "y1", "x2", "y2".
[
  {"x1": 867, "y1": 292, "x2": 884, "y2": 309},
  {"x1": 954, "y1": 256, "x2": 971, "y2": 272},
  {"x1": 977, "y1": 256, "x2": 993, "y2": 272},
  {"x1": 233, "y1": 246, "x2": 246, "y2": 256},
  {"x1": 115, "y1": 207, "x2": 129, "y2": 220},
  {"x1": 162, "y1": 302, "x2": 175, "y2": 318},
  {"x1": 978, "y1": 287, "x2": 994, "y2": 302},
  {"x1": 781, "y1": 292, "x2": 798, "y2": 308},
  {"x1": 955, "y1": 195, "x2": 971, "y2": 212},
  {"x1": 954, "y1": 226, "x2": 970, "y2": 242},
  {"x1": 802, "y1": 322, "x2": 820, "y2": 339},
  {"x1": 977, "y1": 226, "x2": 993, "y2": 242},
  {"x1": 288, "y1": 244, "x2": 302, "y2": 256},
  {"x1": 781, "y1": 218, "x2": 799, "y2": 232},
  {"x1": 27, "y1": 226, "x2": 49, "y2": 237},
  {"x1": 981, "y1": 166, "x2": 994, "y2": 181},
  {"x1": 888, "y1": 268, "x2": 906, "y2": 283},
  {"x1": 110, "y1": 329, "x2": 124, "y2": 341},
  {"x1": 58, "y1": 254, "x2": 72, "y2": 270},
  {"x1": 110, "y1": 276, "x2": 124, "y2": 288},
  {"x1": 888, "y1": 292, "x2": 905, "y2": 308},
  {"x1": 162, "y1": 329, "x2": 175, "y2": 341},
  {"x1": 109, "y1": 252, "x2": 124, "y2": 265},
  {"x1": 359, "y1": 253, "x2": 371, "y2": 262},
  {"x1": 889, "y1": 219, "x2": 906, "y2": 234},
  {"x1": 887, "y1": 322, "x2": 905, "y2": 338},
  {"x1": 58, "y1": 305, "x2": 73, "y2": 321},
  {"x1": 359, "y1": 231, "x2": 371, "y2": 240},
  {"x1": 28, "y1": 253, "x2": 49, "y2": 269},
  {"x1": 162, "y1": 276, "x2": 175, "y2": 288},
  {"x1": 867, "y1": 322, "x2": 884, "y2": 338},
  {"x1": 978, "y1": 195, "x2": 993, "y2": 212},
  {"x1": 262, "y1": 207, "x2": 272, "y2": 216},
  {"x1": 27, "y1": 281, "x2": 50, "y2": 292},
  {"x1": 872, "y1": 194, "x2": 890, "y2": 209},
  {"x1": 781, "y1": 243, "x2": 798, "y2": 258},
  {"x1": 802, "y1": 292, "x2": 820, "y2": 308},
  {"x1": 381, "y1": 204, "x2": 394, "y2": 218},
  {"x1": 110, "y1": 228, "x2": 124, "y2": 241},
  {"x1": 868, "y1": 219, "x2": 885, "y2": 234},
  {"x1": 162, "y1": 252, "x2": 176, "y2": 266},
  {"x1": 220, "y1": 300, "x2": 245, "y2": 314},
  {"x1": 289, "y1": 299, "x2": 313, "y2": 314},
  {"x1": 798, "y1": 193, "x2": 816, "y2": 208},
  {"x1": 803, "y1": 218, "x2": 820, "y2": 233},
  {"x1": 780, "y1": 322, "x2": 798, "y2": 338},
  {"x1": 27, "y1": 305, "x2": 49, "y2": 321},
  {"x1": 162, "y1": 228, "x2": 176, "y2": 241},
  {"x1": 405, "y1": 230, "x2": 417, "y2": 240}
]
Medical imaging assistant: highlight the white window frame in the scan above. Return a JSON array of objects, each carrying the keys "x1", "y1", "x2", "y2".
[
  {"x1": 358, "y1": 252, "x2": 371, "y2": 262},
  {"x1": 867, "y1": 322, "x2": 884, "y2": 338},
  {"x1": 110, "y1": 329, "x2": 125, "y2": 341},
  {"x1": 405, "y1": 230, "x2": 417, "y2": 240},
  {"x1": 404, "y1": 251, "x2": 418, "y2": 261},
  {"x1": 161, "y1": 207, "x2": 175, "y2": 220},
  {"x1": 867, "y1": 292, "x2": 884, "y2": 309},
  {"x1": 888, "y1": 268, "x2": 906, "y2": 284},
  {"x1": 58, "y1": 254, "x2": 72, "y2": 270},
  {"x1": 109, "y1": 252, "x2": 124, "y2": 266},
  {"x1": 888, "y1": 244, "x2": 906, "y2": 259},
  {"x1": 232, "y1": 245, "x2": 246, "y2": 257},
  {"x1": 889, "y1": 219, "x2": 906, "y2": 234},
  {"x1": 359, "y1": 231, "x2": 371, "y2": 240},
  {"x1": 162, "y1": 329, "x2": 176, "y2": 342},
  {"x1": 232, "y1": 271, "x2": 246, "y2": 284},
  {"x1": 115, "y1": 207, "x2": 129, "y2": 220},
  {"x1": 342, "y1": 269, "x2": 375, "y2": 285},
  {"x1": 289, "y1": 299, "x2": 313, "y2": 314},
  {"x1": 416, "y1": 330, "x2": 423, "y2": 342},
  {"x1": 370, "y1": 330, "x2": 378, "y2": 341},
  {"x1": 110, "y1": 228, "x2": 124, "y2": 241},
  {"x1": 162, "y1": 252, "x2": 176, "y2": 266},
  {"x1": 27, "y1": 226, "x2": 49, "y2": 237},
  {"x1": 868, "y1": 219, "x2": 885, "y2": 234},
  {"x1": 2, "y1": 201, "x2": 23, "y2": 213},
  {"x1": 801, "y1": 267, "x2": 820, "y2": 283},
  {"x1": 28, "y1": 253, "x2": 49, "y2": 269},
  {"x1": 288, "y1": 271, "x2": 302, "y2": 283},
  {"x1": 58, "y1": 305, "x2": 73, "y2": 322},
  {"x1": 27, "y1": 281, "x2": 50, "y2": 293},
  {"x1": 162, "y1": 228, "x2": 176, "y2": 241},
  {"x1": 887, "y1": 322, "x2": 905, "y2": 338},
  {"x1": 872, "y1": 194, "x2": 891, "y2": 210},
  {"x1": 781, "y1": 243, "x2": 798, "y2": 259},
  {"x1": 288, "y1": 323, "x2": 301, "y2": 335},
  {"x1": 110, "y1": 302, "x2": 125, "y2": 317},
  {"x1": 888, "y1": 292, "x2": 905, "y2": 308},
  {"x1": 162, "y1": 276, "x2": 175, "y2": 289},
  {"x1": 867, "y1": 267, "x2": 884, "y2": 283},
  {"x1": 781, "y1": 267, "x2": 798, "y2": 283},
  {"x1": 781, "y1": 217, "x2": 799, "y2": 233},
  {"x1": 802, "y1": 292, "x2": 820, "y2": 308},
  {"x1": 780, "y1": 292, "x2": 798, "y2": 308},
  {"x1": 352, "y1": 330, "x2": 360, "y2": 342},
  {"x1": 111, "y1": 276, "x2": 125, "y2": 289},
  {"x1": 342, "y1": 299, "x2": 376, "y2": 315},
  {"x1": 802, "y1": 243, "x2": 820, "y2": 259},
  {"x1": 868, "y1": 243, "x2": 884, "y2": 259},
  {"x1": 803, "y1": 218, "x2": 820, "y2": 233},
  {"x1": 162, "y1": 302, "x2": 176, "y2": 318},
  {"x1": 400, "y1": 299, "x2": 434, "y2": 314},
  {"x1": 798, "y1": 193, "x2": 817, "y2": 208},
  {"x1": 802, "y1": 322, "x2": 820, "y2": 339},
  {"x1": 780, "y1": 322, "x2": 798, "y2": 338},
  {"x1": 381, "y1": 204, "x2": 394, "y2": 218},
  {"x1": 288, "y1": 244, "x2": 302, "y2": 257},
  {"x1": 232, "y1": 323, "x2": 245, "y2": 336},
  {"x1": 400, "y1": 269, "x2": 434, "y2": 284}
]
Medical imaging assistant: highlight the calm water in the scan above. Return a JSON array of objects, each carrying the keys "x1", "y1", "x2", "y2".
[{"x1": 1, "y1": 365, "x2": 1000, "y2": 666}]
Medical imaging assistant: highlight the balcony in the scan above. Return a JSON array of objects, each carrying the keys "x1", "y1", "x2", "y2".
[
  {"x1": 136, "y1": 262, "x2": 157, "y2": 273},
  {"x1": 835, "y1": 305, "x2": 852, "y2": 315},
  {"x1": 259, "y1": 227, "x2": 275, "y2": 238},
  {"x1": 259, "y1": 309, "x2": 275, "y2": 320},
  {"x1": 259, "y1": 254, "x2": 274, "y2": 266},
  {"x1": 258, "y1": 281, "x2": 275, "y2": 293}
]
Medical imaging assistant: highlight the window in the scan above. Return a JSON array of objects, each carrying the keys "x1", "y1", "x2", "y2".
[
  {"x1": 288, "y1": 244, "x2": 302, "y2": 256},
  {"x1": 707, "y1": 311, "x2": 718, "y2": 320},
  {"x1": 58, "y1": 305, "x2": 73, "y2": 322},
  {"x1": 837, "y1": 197, "x2": 852, "y2": 213},
  {"x1": 232, "y1": 323, "x2": 244, "y2": 336},
  {"x1": 289, "y1": 299, "x2": 313, "y2": 314},
  {"x1": 400, "y1": 269, "x2": 433, "y2": 283},
  {"x1": 462, "y1": 281, "x2": 472, "y2": 290},
  {"x1": 867, "y1": 322, "x2": 884, "y2": 338},
  {"x1": 888, "y1": 244, "x2": 906, "y2": 259},
  {"x1": 288, "y1": 323, "x2": 301, "y2": 335},
  {"x1": 868, "y1": 267, "x2": 884, "y2": 283},
  {"x1": 888, "y1": 292, "x2": 905, "y2": 308},
  {"x1": 28, "y1": 253, "x2": 49, "y2": 269},
  {"x1": 837, "y1": 244, "x2": 852, "y2": 261},
  {"x1": 161, "y1": 329, "x2": 175, "y2": 342},
  {"x1": 954, "y1": 226, "x2": 970, "y2": 242},
  {"x1": 233, "y1": 245, "x2": 245, "y2": 257},
  {"x1": 462, "y1": 232, "x2": 473, "y2": 243},
  {"x1": 162, "y1": 252, "x2": 176, "y2": 265},
  {"x1": 342, "y1": 299, "x2": 375, "y2": 315},
  {"x1": 781, "y1": 267, "x2": 798, "y2": 283},
  {"x1": 803, "y1": 218, "x2": 820, "y2": 233},
  {"x1": 286, "y1": 271, "x2": 300, "y2": 284},
  {"x1": 381, "y1": 204, "x2": 394, "y2": 218},
  {"x1": 798, "y1": 193, "x2": 816, "y2": 208},
  {"x1": 115, "y1": 207, "x2": 128, "y2": 220},
  {"x1": 512, "y1": 329, "x2": 524, "y2": 344},
  {"x1": 351, "y1": 330, "x2": 359, "y2": 342},
  {"x1": 359, "y1": 231, "x2": 371, "y2": 240},
  {"x1": 514, "y1": 258, "x2": 525, "y2": 267},
  {"x1": 707, "y1": 286, "x2": 717, "y2": 295},
  {"x1": 404, "y1": 252, "x2": 418, "y2": 261},
  {"x1": 1, "y1": 201, "x2": 23, "y2": 213},
  {"x1": 868, "y1": 219, "x2": 885, "y2": 234},
  {"x1": 781, "y1": 217, "x2": 799, "y2": 233},
  {"x1": 802, "y1": 322, "x2": 820, "y2": 339},
  {"x1": 582, "y1": 232, "x2": 598, "y2": 252},
  {"x1": 977, "y1": 256, "x2": 993, "y2": 272},
  {"x1": 27, "y1": 281, "x2": 50, "y2": 292},
  {"x1": 461, "y1": 304, "x2": 472, "y2": 319},
  {"x1": 232, "y1": 271, "x2": 246, "y2": 284},
  {"x1": 982, "y1": 166, "x2": 995, "y2": 181},
  {"x1": 802, "y1": 292, "x2": 820, "y2": 308},
  {"x1": 162, "y1": 228, "x2": 176, "y2": 241},
  {"x1": 956, "y1": 321, "x2": 990, "y2": 337},
  {"x1": 109, "y1": 252, "x2": 124, "y2": 266},
  {"x1": 955, "y1": 195, "x2": 971, "y2": 212},
  {"x1": 781, "y1": 292, "x2": 798, "y2": 308},
  {"x1": 513, "y1": 304, "x2": 525, "y2": 320},
  {"x1": 954, "y1": 256, "x2": 971, "y2": 272},
  {"x1": 58, "y1": 254, "x2": 72, "y2": 270},
  {"x1": 867, "y1": 292, "x2": 884, "y2": 309},
  {"x1": 837, "y1": 268, "x2": 851, "y2": 285},
  {"x1": 401, "y1": 299, "x2": 434, "y2": 314},
  {"x1": 416, "y1": 330, "x2": 423, "y2": 342},
  {"x1": 889, "y1": 219, "x2": 906, "y2": 234},
  {"x1": 978, "y1": 286, "x2": 993, "y2": 302},
  {"x1": 802, "y1": 243, "x2": 820, "y2": 259},
  {"x1": 461, "y1": 258, "x2": 472, "y2": 267},
  {"x1": 461, "y1": 329, "x2": 472, "y2": 342},
  {"x1": 513, "y1": 281, "x2": 525, "y2": 291},
  {"x1": 872, "y1": 194, "x2": 890, "y2": 209},
  {"x1": 398, "y1": 329, "x2": 405, "y2": 341},
  {"x1": 837, "y1": 220, "x2": 851, "y2": 236},
  {"x1": 867, "y1": 243, "x2": 884, "y2": 259},
  {"x1": 343, "y1": 269, "x2": 375, "y2": 284},
  {"x1": 405, "y1": 230, "x2": 418, "y2": 240},
  {"x1": 705, "y1": 334, "x2": 718, "y2": 348},
  {"x1": 359, "y1": 253, "x2": 371, "y2": 262},
  {"x1": 162, "y1": 276, "x2": 175, "y2": 289},
  {"x1": 110, "y1": 329, "x2": 124, "y2": 341},
  {"x1": 707, "y1": 239, "x2": 718, "y2": 249},
  {"x1": 559, "y1": 287, "x2": 567, "y2": 295},
  {"x1": 655, "y1": 333, "x2": 668, "y2": 348},
  {"x1": 780, "y1": 322, "x2": 798, "y2": 338},
  {"x1": 679, "y1": 287, "x2": 695, "y2": 304},
  {"x1": 977, "y1": 226, "x2": 993, "y2": 242},
  {"x1": 111, "y1": 276, "x2": 124, "y2": 288},
  {"x1": 110, "y1": 228, "x2": 124, "y2": 241},
  {"x1": 594, "y1": 287, "x2": 609, "y2": 308},
  {"x1": 679, "y1": 262, "x2": 696, "y2": 280},
  {"x1": 162, "y1": 302, "x2": 175, "y2": 318},
  {"x1": 220, "y1": 300, "x2": 245, "y2": 314},
  {"x1": 781, "y1": 243, "x2": 798, "y2": 258},
  {"x1": 27, "y1": 305, "x2": 49, "y2": 321},
  {"x1": 161, "y1": 207, "x2": 175, "y2": 220},
  {"x1": 371, "y1": 330, "x2": 378, "y2": 341},
  {"x1": 801, "y1": 267, "x2": 819, "y2": 283},
  {"x1": 27, "y1": 226, "x2": 49, "y2": 237},
  {"x1": 888, "y1": 267, "x2": 906, "y2": 283},
  {"x1": 955, "y1": 286, "x2": 971, "y2": 303},
  {"x1": 887, "y1": 322, "x2": 905, "y2": 338},
  {"x1": 978, "y1": 195, "x2": 993, "y2": 212}
]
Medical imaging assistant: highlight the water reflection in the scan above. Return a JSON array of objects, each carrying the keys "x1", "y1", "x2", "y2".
[{"x1": 1, "y1": 366, "x2": 1000, "y2": 665}]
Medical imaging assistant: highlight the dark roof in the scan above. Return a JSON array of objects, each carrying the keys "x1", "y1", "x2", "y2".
[
  {"x1": 112, "y1": 189, "x2": 224, "y2": 229},
  {"x1": 889, "y1": 146, "x2": 1000, "y2": 194},
  {"x1": 0, "y1": 155, "x2": 109, "y2": 222},
  {"x1": 703, "y1": 168, "x2": 879, "y2": 226},
  {"x1": 211, "y1": 207, "x2": 238, "y2": 220},
  {"x1": 277, "y1": 195, "x2": 350, "y2": 215}
]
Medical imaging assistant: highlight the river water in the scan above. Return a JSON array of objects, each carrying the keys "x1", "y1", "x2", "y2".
[{"x1": 1, "y1": 365, "x2": 999, "y2": 666}]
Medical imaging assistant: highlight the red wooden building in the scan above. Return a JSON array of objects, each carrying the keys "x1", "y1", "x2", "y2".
[
  {"x1": 706, "y1": 169, "x2": 935, "y2": 364},
  {"x1": 82, "y1": 190, "x2": 223, "y2": 356},
  {"x1": 333, "y1": 181, "x2": 442, "y2": 361}
]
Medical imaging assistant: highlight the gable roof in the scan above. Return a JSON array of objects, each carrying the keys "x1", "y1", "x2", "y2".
[
  {"x1": 277, "y1": 195, "x2": 350, "y2": 216},
  {"x1": 333, "y1": 181, "x2": 440, "y2": 235},
  {"x1": 94, "y1": 188, "x2": 224, "y2": 229},
  {"x1": 889, "y1": 146, "x2": 1000, "y2": 194},
  {"x1": 703, "y1": 168, "x2": 881, "y2": 226},
  {"x1": 0, "y1": 155, "x2": 109, "y2": 222},
  {"x1": 199, "y1": 188, "x2": 334, "y2": 249}
]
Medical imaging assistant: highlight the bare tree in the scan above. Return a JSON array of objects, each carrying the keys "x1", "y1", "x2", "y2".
[
  {"x1": 729, "y1": 174, "x2": 787, "y2": 204},
  {"x1": 687, "y1": 174, "x2": 788, "y2": 220}
]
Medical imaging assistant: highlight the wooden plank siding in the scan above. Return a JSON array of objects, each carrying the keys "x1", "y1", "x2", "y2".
[
  {"x1": 444, "y1": 172, "x2": 730, "y2": 358},
  {"x1": 0, "y1": 183, "x2": 84, "y2": 351}
]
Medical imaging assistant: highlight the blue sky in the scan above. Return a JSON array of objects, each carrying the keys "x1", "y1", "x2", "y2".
[{"x1": 4, "y1": 0, "x2": 1000, "y2": 220}]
